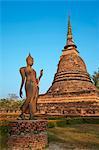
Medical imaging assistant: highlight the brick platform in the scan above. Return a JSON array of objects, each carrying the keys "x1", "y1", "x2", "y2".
[{"x1": 7, "y1": 120, "x2": 48, "y2": 150}]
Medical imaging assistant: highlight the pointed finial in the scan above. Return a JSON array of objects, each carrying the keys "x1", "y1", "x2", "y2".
[
  {"x1": 64, "y1": 16, "x2": 77, "y2": 49},
  {"x1": 26, "y1": 53, "x2": 33, "y2": 62},
  {"x1": 67, "y1": 16, "x2": 72, "y2": 39}
]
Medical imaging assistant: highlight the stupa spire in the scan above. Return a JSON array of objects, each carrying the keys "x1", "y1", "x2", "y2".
[
  {"x1": 67, "y1": 16, "x2": 72, "y2": 39},
  {"x1": 64, "y1": 16, "x2": 77, "y2": 49}
]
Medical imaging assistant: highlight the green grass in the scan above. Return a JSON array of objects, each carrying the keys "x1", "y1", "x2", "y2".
[
  {"x1": 47, "y1": 117, "x2": 99, "y2": 149},
  {"x1": 48, "y1": 124, "x2": 99, "y2": 150},
  {"x1": 48, "y1": 117, "x2": 99, "y2": 128}
]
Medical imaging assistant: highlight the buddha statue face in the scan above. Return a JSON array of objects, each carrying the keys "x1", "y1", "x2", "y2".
[{"x1": 26, "y1": 54, "x2": 34, "y2": 66}]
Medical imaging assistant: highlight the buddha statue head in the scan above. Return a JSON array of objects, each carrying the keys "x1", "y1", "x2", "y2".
[{"x1": 26, "y1": 53, "x2": 34, "y2": 66}]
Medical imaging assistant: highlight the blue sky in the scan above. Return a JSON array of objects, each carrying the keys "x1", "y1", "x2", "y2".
[{"x1": 0, "y1": 0, "x2": 99, "y2": 98}]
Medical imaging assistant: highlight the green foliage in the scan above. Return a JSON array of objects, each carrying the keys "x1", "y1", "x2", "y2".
[
  {"x1": 65, "y1": 117, "x2": 83, "y2": 125},
  {"x1": 0, "y1": 121, "x2": 11, "y2": 149},
  {"x1": 82, "y1": 117, "x2": 99, "y2": 124},
  {"x1": 56, "y1": 120, "x2": 67, "y2": 127},
  {"x1": 48, "y1": 122, "x2": 56, "y2": 128},
  {"x1": 0, "y1": 125, "x2": 10, "y2": 136},
  {"x1": 91, "y1": 68, "x2": 99, "y2": 89},
  {"x1": 48, "y1": 116, "x2": 65, "y2": 120},
  {"x1": 44, "y1": 144, "x2": 49, "y2": 148},
  {"x1": 48, "y1": 117, "x2": 99, "y2": 128},
  {"x1": 0, "y1": 99, "x2": 24, "y2": 111}
]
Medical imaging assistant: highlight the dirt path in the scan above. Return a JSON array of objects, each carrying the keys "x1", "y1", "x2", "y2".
[{"x1": 47, "y1": 142, "x2": 91, "y2": 150}]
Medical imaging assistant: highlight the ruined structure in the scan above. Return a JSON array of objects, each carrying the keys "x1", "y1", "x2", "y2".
[{"x1": 37, "y1": 17, "x2": 99, "y2": 116}]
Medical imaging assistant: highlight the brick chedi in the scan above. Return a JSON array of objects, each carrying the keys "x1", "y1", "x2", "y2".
[
  {"x1": 37, "y1": 16, "x2": 99, "y2": 116},
  {"x1": 46, "y1": 16, "x2": 97, "y2": 97}
]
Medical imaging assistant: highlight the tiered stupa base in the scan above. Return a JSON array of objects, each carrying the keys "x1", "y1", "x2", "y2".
[
  {"x1": 7, "y1": 120, "x2": 48, "y2": 150},
  {"x1": 37, "y1": 95, "x2": 99, "y2": 116}
]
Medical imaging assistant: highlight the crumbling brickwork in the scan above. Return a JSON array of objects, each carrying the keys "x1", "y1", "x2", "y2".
[
  {"x1": 46, "y1": 52, "x2": 97, "y2": 97},
  {"x1": 7, "y1": 120, "x2": 48, "y2": 150}
]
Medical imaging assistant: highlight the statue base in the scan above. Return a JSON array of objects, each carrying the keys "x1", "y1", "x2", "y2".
[{"x1": 7, "y1": 120, "x2": 48, "y2": 150}]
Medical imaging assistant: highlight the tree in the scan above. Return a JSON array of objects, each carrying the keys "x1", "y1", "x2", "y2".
[{"x1": 91, "y1": 68, "x2": 99, "y2": 89}]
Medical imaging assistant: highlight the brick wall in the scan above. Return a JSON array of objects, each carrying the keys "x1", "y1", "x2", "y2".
[
  {"x1": 37, "y1": 100, "x2": 99, "y2": 116},
  {"x1": 7, "y1": 120, "x2": 48, "y2": 150}
]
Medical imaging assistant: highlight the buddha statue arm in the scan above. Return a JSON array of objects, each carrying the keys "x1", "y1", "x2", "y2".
[
  {"x1": 19, "y1": 67, "x2": 25, "y2": 98},
  {"x1": 37, "y1": 69, "x2": 43, "y2": 84}
]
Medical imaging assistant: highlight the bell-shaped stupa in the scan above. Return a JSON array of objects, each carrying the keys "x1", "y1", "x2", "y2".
[
  {"x1": 37, "y1": 17, "x2": 99, "y2": 116},
  {"x1": 46, "y1": 16, "x2": 97, "y2": 97}
]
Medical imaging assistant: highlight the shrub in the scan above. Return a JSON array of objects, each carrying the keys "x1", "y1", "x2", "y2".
[
  {"x1": 82, "y1": 117, "x2": 99, "y2": 124},
  {"x1": 56, "y1": 120, "x2": 66, "y2": 127},
  {"x1": 48, "y1": 122, "x2": 56, "y2": 128},
  {"x1": 0, "y1": 121, "x2": 11, "y2": 149},
  {"x1": 48, "y1": 117, "x2": 99, "y2": 128}
]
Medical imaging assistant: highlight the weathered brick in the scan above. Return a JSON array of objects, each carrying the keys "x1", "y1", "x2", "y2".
[{"x1": 8, "y1": 120, "x2": 48, "y2": 150}]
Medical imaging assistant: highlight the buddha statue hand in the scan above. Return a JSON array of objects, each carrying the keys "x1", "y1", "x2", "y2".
[{"x1": 20, "y1": 89, "x2": 23, "y2": 98}]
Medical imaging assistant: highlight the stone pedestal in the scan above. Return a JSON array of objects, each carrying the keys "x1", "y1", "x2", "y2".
[{"x1": 7, "y1": 120, "x2": 48, "y2": 150}]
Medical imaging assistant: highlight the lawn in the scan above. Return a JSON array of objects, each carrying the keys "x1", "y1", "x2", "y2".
[{"x1": 48, "y1": 124, "x2": 99, "y2": 150}]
